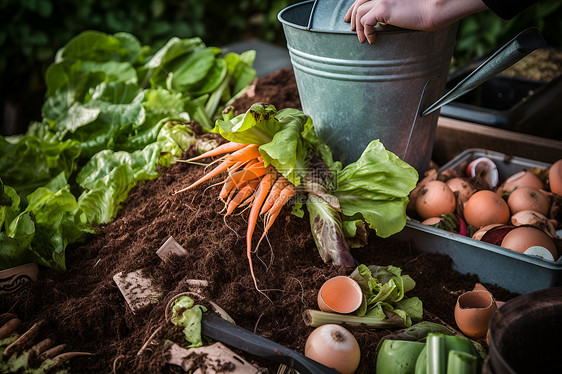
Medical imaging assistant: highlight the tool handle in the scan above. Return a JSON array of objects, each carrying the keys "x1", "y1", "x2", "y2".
[{"x1": 202, "y1": 313, "x2": 340, "y2": 374}]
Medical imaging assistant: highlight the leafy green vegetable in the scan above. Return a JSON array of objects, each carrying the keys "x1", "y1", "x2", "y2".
[
  {"x1": 334, "y1": 140, "x2": 419, "y2": 238},
  {"x1": 306, "y1": 264, "x2": 422, "y2": 329},
  {"x1": 170, "y1": 296, "x2": 208, "y2": 348},
  {"x1": 350, "y1": 264, "x2": 423, "y2": 328},
  {"x1": 214, "y1": 104, "x2": 419, "y2": 265},
  {"x1": 0, "y1": 30, "x2": 256, "y2": 271},
  {"x1": 0, "y1": 136, "x2": 81, "y2": 198},
  {"x1": 303, "y1": 152, "x2": 354, "y2": 266}
]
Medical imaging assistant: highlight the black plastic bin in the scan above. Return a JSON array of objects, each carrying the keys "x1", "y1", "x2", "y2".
[{"x1": 441, "y1": 50, "x2": 562, "y2": 140}]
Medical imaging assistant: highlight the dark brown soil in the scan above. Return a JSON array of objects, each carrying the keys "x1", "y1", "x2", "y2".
[{"x1": 3, "y1": 67, "x2": 518, "y2": 373}]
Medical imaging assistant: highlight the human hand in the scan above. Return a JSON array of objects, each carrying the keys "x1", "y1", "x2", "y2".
[{"x1": 344, "y1": 0, "x2": 488, "y2": 44}]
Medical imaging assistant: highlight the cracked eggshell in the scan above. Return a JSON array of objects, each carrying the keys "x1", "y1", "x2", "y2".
[
  {"x1": 446, "y1": 177, "x2": 475, "y2": 203},
  {"x1": 498, "y1": 171, "x2": 544, "y2": 195}
]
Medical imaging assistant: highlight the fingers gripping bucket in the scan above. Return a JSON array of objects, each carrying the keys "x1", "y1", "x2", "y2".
[{"x1": 278, "y1": 1, "x2": 457, "y2": 173}]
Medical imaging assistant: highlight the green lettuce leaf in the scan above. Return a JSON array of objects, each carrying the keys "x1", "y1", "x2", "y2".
[
  {"x1": 77, "y1": 164, "x2": 136, "y2": 226},
  {"x1": 350, "y1": 264, "x2": 423, "y2": 325},
  {"x1": 0, "y1": 136, "x2": 81, "y2": 198},
  {"x1": 212, "y1": 103, "x2": 280, "y2": 145},
  {"x1": 171, "y1": 296, "x2": 208, "y2": 348},
  {"x1": 1, "y1": 30, "x2": 256, "y2": 271},
  {"x1": 24, "y1": 174, "x2": 87, "y2": 270},
  {"x1": 224, "y1": 50, "x2": 257, "y2": 97},
  {"x1": 335, "y1": 140, "x2": 418, "y2": 238}
]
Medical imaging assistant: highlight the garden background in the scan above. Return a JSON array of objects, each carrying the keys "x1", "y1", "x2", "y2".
[{"x1": 1, "y1": 0, "x2": 561, "y2": 136}]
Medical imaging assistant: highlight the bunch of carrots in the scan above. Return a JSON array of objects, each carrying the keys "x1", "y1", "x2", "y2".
[{"x1": 175, "y1": 141, "x2": 297, "y2": 291}]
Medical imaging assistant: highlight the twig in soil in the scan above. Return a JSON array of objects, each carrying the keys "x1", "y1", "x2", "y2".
[
  {"x1": 29, "y1": 338, "x2": 53, "y2": 358},
  {"x1": 51, "y1": 352, "x2": 94, "y2": 365},
  {"x1": 112, "y1": 354, "x2": 125, "y2": 374},
  {"x1": 405, "y1": 253, "x2": 427, "y2": 267},
  {"x1": 137, "y1": 325, "x2": 163, "y2": 357},
  {"x1": 0, "y1": 317, "x2": 21, "y2": 339},
  {"x1": 441, "y1": 284, "x2": 464, "y2": 297},
  {"x1": 93, "y1": 258, "x2": 102, "y2": 268},
  {"x1": 290, "y1": 277, "x2": 306, "y2": 307},
  {"x1": 158, "y1": 199, "x2": 171, "y2": 213},
  {"x1": 253, "y1": 313, "x2": 265, "y2": 334},
  {"x1": 222, "y1": 215, "x2": 241, "y2": 239}
]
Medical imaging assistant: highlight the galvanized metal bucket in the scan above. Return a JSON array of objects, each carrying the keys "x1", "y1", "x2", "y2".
[{"x1": 278, "y1": 0, "x2": 457, "y2": 173}]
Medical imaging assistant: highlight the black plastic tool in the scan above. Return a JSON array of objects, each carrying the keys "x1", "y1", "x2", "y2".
[{"x1": 201, "y1": 312, "x2": 341, "y2": 374}]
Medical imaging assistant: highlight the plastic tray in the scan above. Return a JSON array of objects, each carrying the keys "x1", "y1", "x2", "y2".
[{"x1": 394, "y1": 148, "x2": 560, "y2": 294}]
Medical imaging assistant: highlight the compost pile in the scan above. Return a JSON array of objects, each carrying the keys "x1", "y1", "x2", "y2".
[{"x1": 4, "y1": 67, "x2": 517, "y2": 373}]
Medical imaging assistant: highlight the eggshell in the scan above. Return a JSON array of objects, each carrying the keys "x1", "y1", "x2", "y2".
[
  {"x1": 464, "y1": 190, "x2": 510, "y2": 229},
  {"x1": 446, "y1": 177, "x2": 475, "y2": 203},
  {"x1": 421, "y1": 217, "x2": 443, "y2": 225},
  {"x1": 466, "y1": 157, "x2": 499, "y2": 189},
  {"x1": 415, "y1": 180, "x2": 456, "y2": 220},
  {"x1": 317, "y1": 276, "x2": 363, "y2": 314},
  {"x1": 305, "y1": 324, "x2": 361, "y2": 374},
  {"x1": 500, "y1": 226, "x2": 558, "y2": 260},
  {"x1": 454, "y1": 290, "x2": 497, "y2": 340},
  {"x1": 549, "y1": 159, "x2": 562, "y2": 195},
  {"x1": 507, "y1": 187, "x2": 550, "y2": 216},
  {"x1": 472, "y1": 224, "x2": 504, "y2": 241},
  {"x1": 498, "y1": 171, "x2": 544, "y2": 195}
]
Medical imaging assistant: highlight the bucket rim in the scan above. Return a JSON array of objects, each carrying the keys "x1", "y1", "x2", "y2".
[{"x1": 277, "y1": 0, "x2": 418, "y2": 35}]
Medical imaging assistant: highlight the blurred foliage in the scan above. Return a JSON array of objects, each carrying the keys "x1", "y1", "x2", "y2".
[
  {"x1": 453, "y1": 1, "x2": 562, "y2": 67},
  {"x1": 1, "y1": 0, "x2": 561, "y2": 134}
]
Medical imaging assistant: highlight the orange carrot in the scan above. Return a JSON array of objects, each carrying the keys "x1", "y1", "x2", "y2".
[
  {"x1": 246, "y1": 168, "x2": 278, "y2": 291},
  {"x1": 264, "y1": 184, "x2": 297, "y2": 232},
  {"x1": 186, "y1": 142, "x2": 248, "y2": 162},
  {"x1": 219, "y1": 180, "x2": 236, "y2": 200},
  {"x1": 175, "y1": 159, "x2": 234, "y2": 194},
  {"x1": 226, "y1": 162, "x2": 268, "y2": 189},
  {"x1": 227, "y1": 144, "x2": 261, "y2": 163},
  {"x1": 225, "y1": 180, "x2": 259, "y2": 215},
  {"x1": 260, "y1": 176, "x2": 289, "y2": 215}
]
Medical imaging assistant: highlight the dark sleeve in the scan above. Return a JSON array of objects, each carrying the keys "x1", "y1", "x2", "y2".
[{"x1": 482, "y1": 0, "x2": 538, "y2": 19}]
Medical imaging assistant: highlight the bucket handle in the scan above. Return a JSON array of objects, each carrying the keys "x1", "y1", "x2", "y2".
[
  {"x1": 403, "y1": 27, "x2": 546, "y2": 161},
  {"x1": 307, "y1": 0, "x2": 319, "y2": 30}
]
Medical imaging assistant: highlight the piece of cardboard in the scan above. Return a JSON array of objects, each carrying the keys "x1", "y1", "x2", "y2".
[
  {"x1": 167, "y1": 342, "x2": 264, "y2": 373},
  {"x1": 156, "y1": 236, "x2": 188, "y2": 260},
  {"x1": 113, "y1": 269, "x2": 161, "y2": 314}
]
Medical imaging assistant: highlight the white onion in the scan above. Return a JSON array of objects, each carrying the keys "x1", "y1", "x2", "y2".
[{"x1": 304, "y1": 324, "x2": 360, "y2": 374}]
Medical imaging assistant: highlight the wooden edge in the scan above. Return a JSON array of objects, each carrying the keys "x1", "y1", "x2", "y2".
[{"x1": 435, "y1": 117, "x2": 562, "y2": 166}]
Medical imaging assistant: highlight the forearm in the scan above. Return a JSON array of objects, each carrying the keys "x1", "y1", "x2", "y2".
[{"x1": 425, "y1": 0, "x2": 488, "y2": 30}]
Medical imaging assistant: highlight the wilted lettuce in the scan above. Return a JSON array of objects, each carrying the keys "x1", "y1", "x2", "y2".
[
  {"x1": 171, "y1": 296, "x2": 208, "y2": 348},
  {"x1": 351, "y1": 264, "x2": 423, "y2": 327}
]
